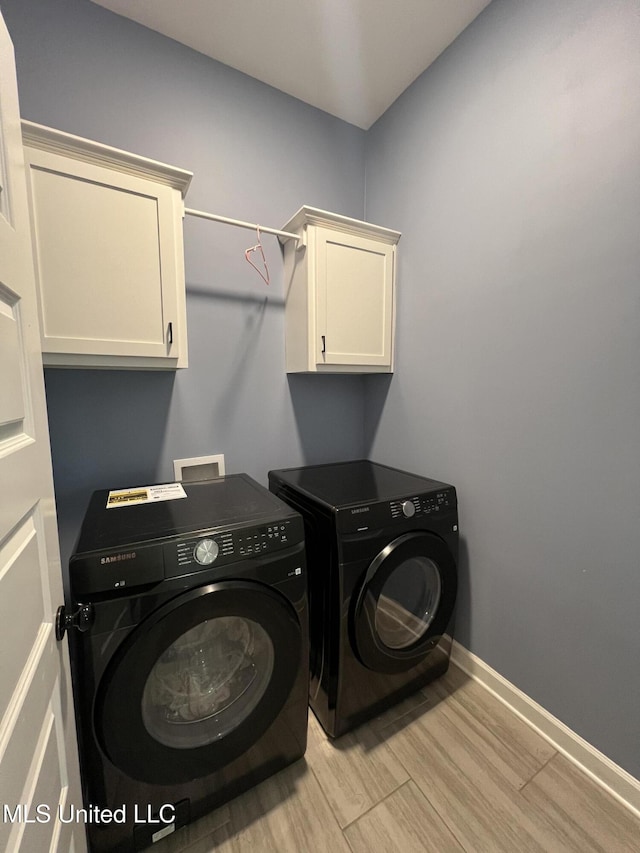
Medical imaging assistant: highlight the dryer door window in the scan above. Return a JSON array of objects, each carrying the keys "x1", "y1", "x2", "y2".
[
  {"x1": 96, "y1": 580, "x2": 303, "y2": 785},
  {"x1": 353, "y1": 531, "x2": 457, "y2": 674},
  {"x1": 375, "y1": 556, "x2": 442, "y2": 649}
]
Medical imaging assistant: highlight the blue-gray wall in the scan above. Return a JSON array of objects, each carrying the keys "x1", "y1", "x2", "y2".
[
  {"x1": 3, "y1": 0, "x2": 640, "y2": 781},
  {"x1": 365, "y1": 0, "x2": 640, "y2": 778},
  {"x1": 1, "y1": 0, "x2": 368, "y2": 571}
]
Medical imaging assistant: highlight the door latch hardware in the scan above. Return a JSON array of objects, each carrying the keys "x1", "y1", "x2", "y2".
[{"x1": 55, "y1": 603, "x2": 94, "y2": 641}]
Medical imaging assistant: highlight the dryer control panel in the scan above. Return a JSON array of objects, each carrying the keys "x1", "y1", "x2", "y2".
[
  {"x1": 337, "y1": 487, "x2": 457, "y2": 533},
  {"x1": 390, "y1": 489, "x2": 455, "y2": 520}
]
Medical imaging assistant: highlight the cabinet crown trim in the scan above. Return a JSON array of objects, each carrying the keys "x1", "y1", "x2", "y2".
[
  {"x1": 21, "y1": 120, "x2": 193, "y2": 198},
  {"x1": 280, "y1": 205, "x2": 401, "y2": 245}
]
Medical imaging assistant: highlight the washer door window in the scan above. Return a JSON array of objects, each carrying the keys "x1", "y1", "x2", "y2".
[
  {"x1": 96, "y1": 581, "x2": 302, "y2": 785},
  {"x1": 141, "y1": 615, "x2": 274, "y2": 749},
  {"x1": 353, "y1": 532, "x2": 457, "y2": 673}
]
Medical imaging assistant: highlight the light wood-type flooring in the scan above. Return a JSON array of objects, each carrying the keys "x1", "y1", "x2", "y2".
[{"x1": 158, "y1": 664, "x2": 640, "y2": 852}]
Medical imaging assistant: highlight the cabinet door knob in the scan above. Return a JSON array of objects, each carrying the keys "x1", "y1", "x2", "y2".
[
  {"x1": 321, "y1": 334, "x2": 326, "y2": 355},
  {"x1": 167, "y1": 321, "x2": 173, "y2": 345}
]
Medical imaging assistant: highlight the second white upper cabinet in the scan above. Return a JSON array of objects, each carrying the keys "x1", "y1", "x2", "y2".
[
  {"x1": 281, "y1": 207, "x2": 400, "y2": 373},
  {"x1": 22, "y1": 122, "x2": 193, "y2": 369}
]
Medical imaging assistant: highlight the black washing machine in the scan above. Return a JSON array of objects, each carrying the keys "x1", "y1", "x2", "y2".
[
  {"x1": 62, "y1": 475, "x2": 308, "y2": 852},
  {"x1": 269, "y1": 460, "x2": 458, "y2": 738}
]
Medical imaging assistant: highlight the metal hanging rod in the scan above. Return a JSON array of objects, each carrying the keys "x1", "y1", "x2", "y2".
[{"x1": 184, "y1": 207, "x2": 300, "y2": 242}]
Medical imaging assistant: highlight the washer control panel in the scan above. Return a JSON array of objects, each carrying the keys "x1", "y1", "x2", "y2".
[
  {"x1": 169, "y1": 518, "x2": 297, "y2": 576},
  {"x1": 237, "y1": 522, "x2": 291, "y2": 556}
]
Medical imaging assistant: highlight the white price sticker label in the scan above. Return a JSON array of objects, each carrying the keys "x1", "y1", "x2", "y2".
[{"x1": 106, "y1": 483, "x2": 187, "y2": 509}]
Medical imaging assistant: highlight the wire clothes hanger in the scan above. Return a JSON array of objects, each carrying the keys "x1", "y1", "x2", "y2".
[
  {"x1": 182, "y1": 206, "x2": 302, "y2": 285},
  {"x1": 244, "y1": 225, "x2": 270, "y2": 286}
]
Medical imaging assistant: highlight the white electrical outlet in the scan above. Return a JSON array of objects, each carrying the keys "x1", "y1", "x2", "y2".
[{"x1": 173, "y1": 454, "x2": 225, "y2": 482}]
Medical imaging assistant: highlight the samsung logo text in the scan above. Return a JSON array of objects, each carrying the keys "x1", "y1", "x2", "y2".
[{"x1": 101, "y1": 551, "x2": 137, "y2": 565}]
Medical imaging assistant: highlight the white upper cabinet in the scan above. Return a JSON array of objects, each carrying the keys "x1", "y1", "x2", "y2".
[
  {"x1": 281, "y1": 207, "x2": 400, "y2": 373},
  {"x1": 22, "y1": 122, "x2": 193, "y2": 369}
]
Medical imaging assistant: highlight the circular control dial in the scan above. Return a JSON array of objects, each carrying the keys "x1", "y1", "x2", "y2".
[
  {"x1": 193, "y1": 538, "x2": 219, "y2": 565},
  {"x1": 402, "y1": 500, "x2": 416, "y2": 518}
]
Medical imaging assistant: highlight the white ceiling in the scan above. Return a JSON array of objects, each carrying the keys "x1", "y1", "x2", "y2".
[{"x1": 89, "y1": 0, "x2": 491, "y2": 129}]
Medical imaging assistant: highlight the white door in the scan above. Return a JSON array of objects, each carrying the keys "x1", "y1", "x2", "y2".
[
  {"x1": 316, "y1": 228, "x2": 394, "y2": 369},
  {"x1": 0, "y1": 13, "x2": 85, "y2": 853}
]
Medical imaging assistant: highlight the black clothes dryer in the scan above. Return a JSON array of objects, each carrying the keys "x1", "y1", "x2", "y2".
[
  {"x1": 65, "y1": 475, "x2": 308, "y2": 852},
  {"x1": 269, "y1": 460, "x2": 458, "y2": 738}
]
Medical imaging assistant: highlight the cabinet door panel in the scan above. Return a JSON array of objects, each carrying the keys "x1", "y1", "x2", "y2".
[
  {"x1": 317, "y1": 230, "x2": 394, "y2": 368},
  {"x1": 24, "y1": 147, "x2": 183, "y2": 365}
]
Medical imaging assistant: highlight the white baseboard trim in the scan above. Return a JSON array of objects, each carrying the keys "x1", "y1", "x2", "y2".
[{"x1": 450, "y1": 640, "x2": 640, "y2": 819}]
